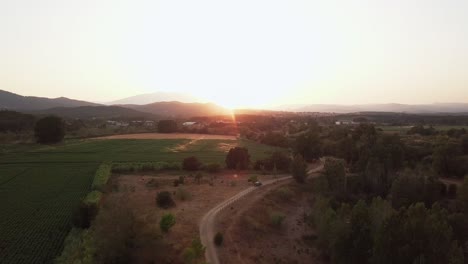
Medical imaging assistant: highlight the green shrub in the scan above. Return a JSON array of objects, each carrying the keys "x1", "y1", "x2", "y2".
[
  {"x1": 270, "y1": 212, "x2": 285, "y2": 228},
  {"x1": 214, "y1": 232, "x2": 223, "y2": 246},
  {"x1": 91, "y1": 163, "x2": 112, "y2": 191},
  {"x1": 191, "y1": 238, "x2": 205, "y2": 257},
  {"x1": 160, "y1": 213, "x2": 176, "y2": 232},
  {"x1": 156, "y1": 191, "x2": 176, "y2": 209},
  {"x1": 182, "y1": 247, "x2": 196, "y2": 264},
  {"x1": 176, "y1": 187, "x2": 192, "y2": 201}
]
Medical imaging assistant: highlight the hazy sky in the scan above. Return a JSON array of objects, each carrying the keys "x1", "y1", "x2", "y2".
[{"x1": 1, "y1": 0, "x2": 468, "y2": 108}]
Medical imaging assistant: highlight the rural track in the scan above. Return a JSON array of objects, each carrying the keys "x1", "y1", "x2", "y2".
[{"x1": 199, "y1": 161, "x2": 324, "y2": 264}]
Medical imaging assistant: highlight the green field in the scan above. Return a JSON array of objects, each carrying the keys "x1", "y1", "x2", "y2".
[{"x1": 0, "y1": 138, "x2": 279, "y2": 263}]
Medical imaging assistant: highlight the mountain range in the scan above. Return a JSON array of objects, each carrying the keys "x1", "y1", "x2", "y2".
[
  {"x1": 0, "y1": 90, "x2": 229, "y2": 118},
  {"x1": 0, "y1": 89, "x2": 99, "y2": 110},
  {"x1": 108, "y1": 92, "x2": 204, "y2": 105},
  {"x1": 276, "y1": 103, "x2": 468, "y2": 114},
  {"x1": 2, "y1": 89, "x2": 468, "y2": 119}
]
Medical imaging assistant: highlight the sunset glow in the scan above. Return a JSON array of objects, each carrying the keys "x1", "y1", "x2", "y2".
[{"x1": 1, "y1": 0, "x2": 468, "y2": 107}]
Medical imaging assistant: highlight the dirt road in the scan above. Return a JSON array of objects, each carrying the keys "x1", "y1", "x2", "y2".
[{"x1": 199, "y1": 161, "x2": 324, "y2": 264}]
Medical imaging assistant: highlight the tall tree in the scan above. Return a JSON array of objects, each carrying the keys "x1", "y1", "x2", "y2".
[
  {"x1": 225, "y1": 147, "x2": 250, "y2": 170},
  {"x1": 291, "y1": 154, "x2": 307, "y2": 183},
  {"x1": 34, "y1": 116, "x2": 65, "y2": 144}
]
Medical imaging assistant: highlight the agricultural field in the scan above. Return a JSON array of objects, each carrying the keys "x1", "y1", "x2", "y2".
[
  {"x1": 0, "y1": 164, "x2": 97, "y2": 263},
  {"x1": 0, "y1": 138, "x2": 280, "y2": 263}
]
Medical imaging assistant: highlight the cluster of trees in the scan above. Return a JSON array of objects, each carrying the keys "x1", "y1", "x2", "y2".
[
  {"x1": 312, "y1": 197, "x2": 466, "y2": 264},
  {"x1": 309, "y1": 156, "x2": 468, "y2": 263}
]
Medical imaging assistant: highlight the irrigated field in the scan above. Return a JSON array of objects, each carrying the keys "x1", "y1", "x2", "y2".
[{"x1": 0, "y1": 138, "x2": 280, "y2": 263}]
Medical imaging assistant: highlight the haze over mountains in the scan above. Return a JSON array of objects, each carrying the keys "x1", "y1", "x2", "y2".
[
  {"x1": 277, "y1": 103, "x2": 468, "y2": 114},
  {"x1": 2, "y1": 89, "x2": 468, "y2": 119},
  {"x1": 108, "y1": 92, "x2": 204, "y2": 105}
]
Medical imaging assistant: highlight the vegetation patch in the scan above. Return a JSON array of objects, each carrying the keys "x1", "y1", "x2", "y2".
[{"x1": 91, "y1": 163, "x2": 112, "y2": 191}]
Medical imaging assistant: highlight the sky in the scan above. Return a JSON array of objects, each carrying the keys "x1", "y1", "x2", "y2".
[{"x1": 1, "y1": 0, "x2": 468, "y2": 108}]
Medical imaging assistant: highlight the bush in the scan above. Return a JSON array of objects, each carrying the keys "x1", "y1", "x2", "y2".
[
  {"x1": 214, "y1": 232, "x2": 223, "y2": 246},
  {"x1": 183, "y1": 156, "x2": 202, "y2": 171},
  {"x1": 176, "y1": 187, "x2": 192, "y2": 201},
  {"x1": 270, "y1": 212, "x2": 285, "y2": 228},
  {"x1": 156, "y1": 191, "x2": 176, "y2": 209},
  {"x1": 205, "y1": 162, "x2": 221, "y2": 173},
  {"x1": 160, "y1": 213, "x2": 176, "y2": 232},
  {"x1": 182, "y1": 238, "x2": 205, "y2": 264},
  {"x1": 34, "y1": 115, "x2": 65, "y2": 144},
  {"x1": 91, "y1": 163, "x2": 112, "y2": 191}
]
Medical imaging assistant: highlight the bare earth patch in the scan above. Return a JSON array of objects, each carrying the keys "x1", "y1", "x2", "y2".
[
  {"x1": 216, "y1": 180, "x2": 324, "y2": 264},
  {"x1": 106, "y1": 171, "x2": 278, "y2": 263},
  {"x1": 217, "y1": 142, "x2": 239, "y2": 152},
  {"x1": 93, "y1": 133, "x2": 237, "y2": 140}
]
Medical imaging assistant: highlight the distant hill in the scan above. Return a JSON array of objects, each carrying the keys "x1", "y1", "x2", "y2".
[
  {"x1": 0, "y1": 90, "x2": 100, "y2": 110},
  {"x1": 122, "y1": 101, "x2": 231, "y2": 117},
  {"x1": 109, "y1": 92, "x2": 203, "y2": 105},
  {"x1": 31, "y1": 106, "x2": 157, "y2": 119},
  {"x1": 277, "y1": 103, "x2": 468, "y2": 114}
]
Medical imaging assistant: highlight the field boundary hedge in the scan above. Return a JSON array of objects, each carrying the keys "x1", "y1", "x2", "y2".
[
  {"x1": 91, "y1": 163, "x2": 112, "y2": 191},
  {"x1": 111, "y1": 161, "x2": 181, "y2": 173}
]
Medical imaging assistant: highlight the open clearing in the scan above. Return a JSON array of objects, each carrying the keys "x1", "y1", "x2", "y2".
[
  {"x1": 94, "y1": 133, "x2": 237, "y2": 140},
  {"x1": 0, "y1": 138, "x2": 280, "y2": 263},
  {"x1": 216, "y1": 179, "x2": 323, "y2": 264},
  {"x1": 108, "y1": 171, "x2": 284, "y2": 263}
]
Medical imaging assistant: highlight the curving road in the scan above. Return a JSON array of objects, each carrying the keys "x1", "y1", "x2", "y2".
[{"x1": 199, "y1": 161, "x2": 324, "y2": 264}]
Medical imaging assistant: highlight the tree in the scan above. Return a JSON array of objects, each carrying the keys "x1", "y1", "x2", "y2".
[
  {"x1": 225, "y1": 147, "x2": 250, "y2": 170},
  {"x1": 295, "y1": 131, "x2": 321, "y2": 161},
  {"x1": 432, "y1": 141, "x2": 461, "y2": 177},
  {"x1": 157, "y1": 120, "x2": 177, "y2": 133},
  {"x1": 182, "y1": 156, "x2": 202, "y2": 171},
  {"x1": 461, "y1": 134, "x2": 468, "y2": 155},
  {"x1": 291, "y1": 154, "x2": 307, "y2": 183},
  {"x1": 323, "y1": 158, "x2": 346, "y2": 193},
  {"x1": 390, "y1": 173, "x2": 424, "y2": 209},
  {"x1": 160, "y1": 213, "x2": 176, "y2": 232},
  {"x1": 34, "y1": 116, "x2": 65, "y2": 144},
  {"x1": 458, "y1": 176, "x2": 468, "y2": 213}
]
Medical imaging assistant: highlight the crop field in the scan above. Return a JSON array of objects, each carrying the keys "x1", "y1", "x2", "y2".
[
  {"x1": 0, "y1": 138, "x2": 280, "y2": 263},
  {"x1": 0, "y1": 164, "x2": 97, "y2": 264}
]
